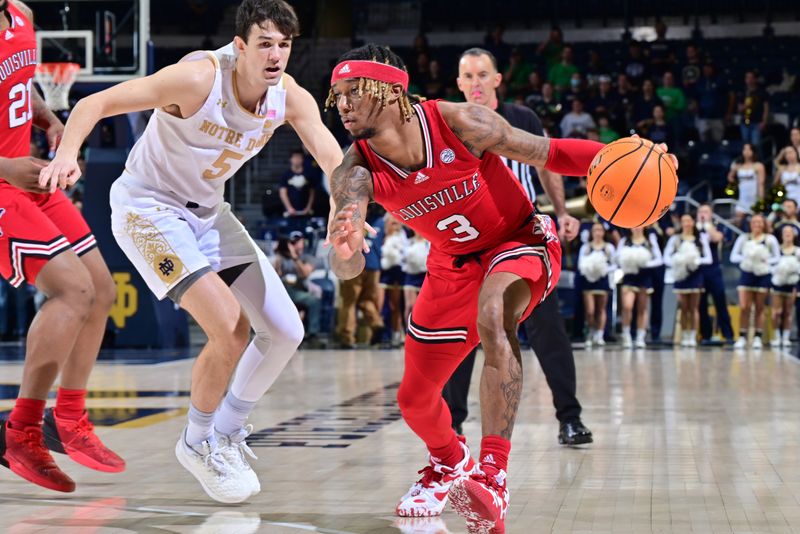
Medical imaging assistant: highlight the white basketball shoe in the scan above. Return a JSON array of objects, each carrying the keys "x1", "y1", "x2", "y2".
[
  {"x1": 396, "y1": 437, "x2": 476, "y2": 517},
  {"x1": 174, "y1": 428, "x2": 251, "y2": 503},
  {"x1": 217, "y1": 425, "x2": 260, "y2": 497}
]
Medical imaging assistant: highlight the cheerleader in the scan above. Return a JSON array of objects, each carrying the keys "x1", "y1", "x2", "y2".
[
  {"x1": 578, "y1": 223, "x2": 616, "y2": 348},
  {"x1": 773, "y1": 145, "x2": 800, "y2": 205},
  {"x1": 380, "y1": 214, "x2": 408, "y2": 347},
  {"x1": 730, "y1": 213, "x2": 780, "y2": 349},
  {"x1": 770, "y1": 225, "x2": 800, "y2": 348},
  {"x1": 727, "y1": 143, "x2": 765, "y2": 227},
  {"x1": 403, "y1": 232, "x2": 430, "y2": 330},
  {"x1": 663, "y1": 213, "x2": 712, "y2": 347},
  {"x1": 616, "y1": 227, "x2": 663, "y2": 348}
]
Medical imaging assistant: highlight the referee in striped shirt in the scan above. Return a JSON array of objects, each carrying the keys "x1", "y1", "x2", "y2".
[{"x1": 442, "y1": 48, "x2": 592, "y2": 445}]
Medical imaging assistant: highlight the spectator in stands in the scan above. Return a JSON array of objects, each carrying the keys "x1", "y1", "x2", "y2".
[
  {"x1": 560, "y1": 99, "x2": 596, "y2": 137},
  {"x1": 648, "y1": 20, "x2": 676, "y2": 76},
  {"x1": 584, "y1": 50, "x2": 610, "y2": 88},
  {"x1": 562, "y1": 72, "x2": 587, "y2": 107},
  {"x1": 424, "y1": 59, "x2": 446, "y2": 100},
  {"x1": 680, "y1": 44, "x2": 702, "y2": 89},
  {"x1": 597, "y1": 114, "x2": 620, "y2": 143},
  {"x1": 623, "y1": 41, "x2": 649, "y2": 90},
  {"x1": 614, "y1": 73, "x2": 636, "y2": 133},
  {"x1": 773, "y1": 198, "x2": 800, "y2": 238},
  {"x1": 774, "y1": 146, "x2": 800, "y2": 206},
  {"x1": 279, "y1": 149, "x2": 316, "y2": 218},
  {"x1": 412, "y1": 51, "x2": 432, "y2": 91},
  {"x1": 484, "y1": 24, "x2": 511, "y2": 69},
  {"x1": 791, "y1": 127, "x2": 800, "y2": 152},
  {"x1": 770, "y1": 225, "x2": 800, "y2": 349},
  {"x1": 505, "y1": 47, "x2": 534, "y2": 99},
  {"x1": 588, "y1": 75, "x2": 617, "y2": 117},
  {"x1": 633, "y1": 79, "x2": 664, "y2": 129},
  {"x1": 737, "y1": 71, "x2": 769, "y2": 147},
  {"x1": 657, "y1": 71, "x2": 686, "y2": 122},
  {"x1": 693, "y1": 62, "x2": 732, "y2": 143},
  {"x1": 402, "y1": 233, "x2": 429, "y2": 330},
  {"x1": 548, "y1": 46, "x2": 579, "y2": 94},
  {"x1": 730, "y1": 214, "x2": 780, "y2": 350},
  {"x1": 530, "y1": 82, "x2": 563, "y2": 134},
  {"x1": 274, "y1": 233, "x2": 322, "y2": 345},
  {"x1": 639, "y1": 104, "x2": 672, "y2": 146},
  {"x1": 380, "y1": 215, "x2": 407, "y2": 347},
  {"x1": 336, "y1": 208, "x2": 385, "y2": 350},
  {"x1": 728, "y1": 143, "x2": 765, "y2": 227},
  {"x1": 524, "y1": 71, "x2": 544, "y2": 108},
  {"x1": 696, "y1": 203, "x2": 735, "y2": 345},
  {"x1": 412, "y1": 33, "x2": 430, "y2": 57},
  {"x1": 537, "y1": 26, "x2": 564, "y2": 70}
]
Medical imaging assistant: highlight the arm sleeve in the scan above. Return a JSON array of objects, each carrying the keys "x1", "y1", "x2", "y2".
[
  {"x1": 699, "y1": 233, "x2": 713, "y2": 265},
  {"x1": 645, "y1": 233, "x2": 664, "y2": 267},
  {"x1": 544, "y1": 138, "x2": 606, "y2": 177},
  {"x1": 663, "y1": 236, "x2": 677, "y2": 267},
  {"x1": 730, "y1": 235, "x2": 745, "y2": 264}
]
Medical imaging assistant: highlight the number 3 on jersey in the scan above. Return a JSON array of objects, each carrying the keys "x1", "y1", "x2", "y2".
[
  {"x1": 9, "y1": 79, "x2": 33, "y2": 129},
  {"x1": 437, "y1": 214, "x2": 480, "y2": 242}
]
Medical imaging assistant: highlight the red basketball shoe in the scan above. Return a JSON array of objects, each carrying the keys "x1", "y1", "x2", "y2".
[
  {"x1": 450, "y1": 463, "x2": 510, "y2": 534},
  {"x1": 396, "y1": 437, "x2": 476, "y2": 517},
  {"x1": 43, "y1": 409, "x2": 125, "y2": 473},
  {"x1": 0, "y1": 419, "x2": 75, "y2": 492}
]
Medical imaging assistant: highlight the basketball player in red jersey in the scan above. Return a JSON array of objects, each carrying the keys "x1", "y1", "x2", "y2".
[
  {"x1": 327, "y1": 44, "x2": 677, "y2": 533},
  {"x1": 0, "y1": 0, "x2": 124, "y2": 493}
]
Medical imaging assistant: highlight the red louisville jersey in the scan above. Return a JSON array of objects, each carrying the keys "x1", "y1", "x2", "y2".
[
  {"x1": 0, "y1": 2, "x2": 37, "y2": 161},
  {"x1": 356, "y1": 99, "x2": 535, "y2": 256}
]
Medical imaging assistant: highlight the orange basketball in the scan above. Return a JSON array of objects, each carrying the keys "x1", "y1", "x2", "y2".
[{"x1": 586, "y1": 137, "x2": 678, "y2": 228}]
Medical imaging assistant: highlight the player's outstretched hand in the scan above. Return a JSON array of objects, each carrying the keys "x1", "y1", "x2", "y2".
[
  {"x1": 0, "y1": 157, "x2": 50, "y2": 194},
  {"x1": 558, "y1": 212, "x2": 580, "y2": 242},
  {"x1": 329, "y1": 204, "x2": 364, "y2": 260},
  {"x1": 631, "y1": 134, "x2": 679, "y2": 171},
  {"x1": 39, "y1": 155, "x2": 82, "y2": 193},
  {"x1": 324, "y1": 207, "x2": 376, "y2": 253}
]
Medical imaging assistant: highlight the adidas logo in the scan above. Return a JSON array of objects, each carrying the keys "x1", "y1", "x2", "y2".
[
  {"x1": 4, "y1": 30, "x2": 13, "y2": 41},
  {"x1": 414, "y1": 172, "x2": 429, "y2": 184},
  {"x1": 482, "y1": 454, "x2": 495, "y2": 464},
  {"x1": 338, "y1": 63, "x2": 351, "y2": 74}
]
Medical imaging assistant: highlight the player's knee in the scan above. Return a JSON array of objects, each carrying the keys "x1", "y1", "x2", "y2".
[
  {"x1": 210, "y1": 313, "x2": 251, "y2": 357},
  {"x1": 53, "y1": 277, "x2": 96, "y2": 322},
  {"x1": 397, "y1": 381, "x2": 429, "y2": 416},
  {"x1": 94, "y1": 274, "x2": 117, "y2": 313},
  {"x1": 477, "y1": 295, "x2": 516, "y2": 346}
]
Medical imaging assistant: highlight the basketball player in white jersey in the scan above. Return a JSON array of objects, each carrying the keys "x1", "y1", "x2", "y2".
[{"x1": 39, "y1": 0, "x2": 344, "y2": 503}]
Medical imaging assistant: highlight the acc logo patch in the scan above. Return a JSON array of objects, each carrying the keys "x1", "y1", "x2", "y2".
[{"x1": 440, "y1": 148, "x2": 455, "y2": 164}]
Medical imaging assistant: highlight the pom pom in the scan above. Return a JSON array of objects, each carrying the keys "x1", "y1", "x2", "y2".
[
  {"x1": 618, "y1": 246, "x2": 652, "y2": 274},
  {"x1": 404, "y1": 239, "x2": 430, "y2": 274},
  {"x1": 381, "y1": 233, "x2": 406, "y2": 270},
  {"x1": 772, "y1": 254, "x2": 800, "y2": 286},
  {"x1": 741, "y1": 241, "x2": 771, "y2": 276},
  {"x1": 579, "y1": 250, "x2": 609, "y2": 283},
  {"x1": 671, "y1": 240, "x2": 701, "y2": 281}
]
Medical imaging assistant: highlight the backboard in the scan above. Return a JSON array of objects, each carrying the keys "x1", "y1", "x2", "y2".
[{"x1": 28, "y1": 0, "x2": 149, "y2": 82}]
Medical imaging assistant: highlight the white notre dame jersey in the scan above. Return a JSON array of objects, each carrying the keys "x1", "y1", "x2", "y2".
[{"x1": 125, "y1": 43, "x2": 286, "y2": 208}]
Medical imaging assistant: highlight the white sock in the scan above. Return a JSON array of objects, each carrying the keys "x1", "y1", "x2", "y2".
[
  {"x1": 784, "y1": 330, "x2": 792, "y2": 342},
  {"x1": 636, "y1": 329, "x2": 646, "y2": 342},
  {"x1": 215, "y1": 392, "x2": 257, "y2": 437},
  {"x1": 186, "y1": 403, "x2": 217, "y2": 449}
]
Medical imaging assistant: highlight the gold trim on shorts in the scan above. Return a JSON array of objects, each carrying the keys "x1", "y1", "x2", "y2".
[
  {"x1": 736, "y1": 285, "x2": 769, "y2": 293},
  {"x1": 622, "y1": 284, "x2": 654, "y2": 295},
  {"x1": 124, "y1": 213, "x2": 187, "y2": 284}
]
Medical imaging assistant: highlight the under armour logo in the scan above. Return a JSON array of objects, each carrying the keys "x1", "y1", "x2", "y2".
[
  {"x1": 216, "y1": 99, "x2": 228, "y2": 108},
  {"x1": 338, "y1": 63, "x2": 351, "y2": 74},
  {"x1": 158, "y1": 258, "x2": 175, "y2": 277},
  {"x1": 414, "y1": 172, "x2": 429, "y2": 184}
]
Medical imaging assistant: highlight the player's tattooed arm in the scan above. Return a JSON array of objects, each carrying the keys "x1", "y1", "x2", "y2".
[
  {"x1": 439, "y1": 101, "x2": 551, "y2": 166},
  {"x1": 328, "y1": 146, "x2": 374, "y2": 280}
]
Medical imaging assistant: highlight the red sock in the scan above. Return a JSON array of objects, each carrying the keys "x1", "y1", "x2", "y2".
[
  {"x1": 480, "y1": 435, "x2": 511, "y2": 472},
  {"x1": 429, "y1": 431, "x2": 463, "y2": 467},
  {"x1": 9, "y1": 398, "x2": 46, "y2": 430},
  {"x1": 55, "y1": 388, "x2": 87, "y2": 421}
]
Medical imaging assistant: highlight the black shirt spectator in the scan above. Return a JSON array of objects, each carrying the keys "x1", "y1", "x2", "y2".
[
  {"x1": 648, "y1": 21, "x2": 675, "y2": 76},
  {"x1": 632, "y1": 79, "x2": 664, "y2": 127},
  {"x1": 279, "y1": 150, "x2": 316, "y2": 216},
  {"x1": 623, "y1": 41, "x2": 650, "y2": 89}
]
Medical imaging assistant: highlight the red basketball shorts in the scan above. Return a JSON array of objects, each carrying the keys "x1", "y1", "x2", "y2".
[
  {"x1": 0, "y1": 182, "x2": 96, "y2": 287},
  {"x1": 397, "y1": 214, "x2": 563, "y2": 449}
]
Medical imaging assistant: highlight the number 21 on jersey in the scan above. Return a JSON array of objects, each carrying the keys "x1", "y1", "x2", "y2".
[{"x1": 8, "y1": 79, "x2": 33, "y2": 129}]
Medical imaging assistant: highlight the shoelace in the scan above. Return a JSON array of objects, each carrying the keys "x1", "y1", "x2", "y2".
[
  {"x1": 203, "y1": 448, "x2": 230, "y2": 477},
  {"x1": 20, "y1": 429, "x2": 55, "y2": 465},
  {"x1": 473, "y1": 467, "x2": 505, "y2": 493},
  {"x1": 414, "y1": 465, "x2": 444, "y2": 490}
]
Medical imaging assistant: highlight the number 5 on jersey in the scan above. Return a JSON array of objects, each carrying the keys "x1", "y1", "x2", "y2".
[
  {"x1": 437, "y1": 214, "x2": 480, "y2": 242},
  {"x1": 203, "y1": 149, "x2": 244, "y2": 180}
]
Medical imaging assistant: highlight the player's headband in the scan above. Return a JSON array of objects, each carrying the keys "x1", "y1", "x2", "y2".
[{"x1": 330, "y1": 60, "x2": 409, "y2": 90}]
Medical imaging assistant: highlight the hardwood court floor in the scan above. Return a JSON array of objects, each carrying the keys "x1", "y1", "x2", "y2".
[{"x1": 1, "y1": 345, "x2": 800, "y2": 533}]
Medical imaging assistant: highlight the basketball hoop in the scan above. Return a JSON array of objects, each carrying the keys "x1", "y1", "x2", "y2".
[{"x1": 35, "y1": 63, "x2": 80, "y2": 111}]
